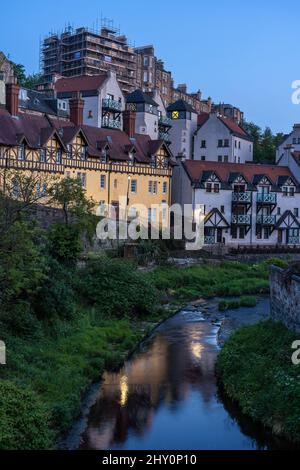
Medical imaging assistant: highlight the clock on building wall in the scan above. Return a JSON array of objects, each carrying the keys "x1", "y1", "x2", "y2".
[{"x1": 172, "y1": 111, "x2": 179, "y2": 119}]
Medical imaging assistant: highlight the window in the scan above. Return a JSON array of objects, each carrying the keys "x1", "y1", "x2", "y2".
[
  {"x1": 77, "y1": 172, "x2": 86, "y2": 188},
  {"x1": 80, "y1": 146, "x2": 87, "y2": 161},
  {"x1": 239, "y1": 141, "x2": 241, "y2": 149},
  {"x1": 17, "y1": 144, "x2": 25, "y2": 161},
  {"x1": 67, "y1": 144, "x2": 72, "y2": 159},
  {"x1": 131, "y1": 179, "x2": 137, "y2": 193},
  {"x1": 56, "y1": 148, "x2": 62, "y2": 164},
  {"x1": 148, "y1": 181, "x2": 157, "y2": 194},
  {"x1": 256, "y1": 228, "x2": 262, "y2": 239},
  {"x1": 231, "y1": 226, "x2": 237, "y2": 239},
  {"x1": 100, "y1": 175, "x2": 106, "y2": 189},
  {"x1": 283, "y1": 186, "x2": 295, "y2": 196},
  {"x1": 201, "y1": 155, "x2": 206, "y2": 161},
  {"x1": 40, "y1": 149, "x2": 46, "y2": 162},
  {"x1": 239, "y1": 227, "x2": 245, "y2": 239},
  {"x1": 217, "y1": 139, "x2": 223, "y2": 148},
  {"x1": 220, "y1": 205, "x2": 225, "y2": 214},
  {"x1": 214, "y1": 184, "x2": 220, "y2": 193},
  {"x1": 294, "y1": 208, "x2": 299, "y2": 217},
  {"x1": 235, "y1": 140, "x2": 237, "y2": 148},
  {"x1": 201, "y1": 140, "x2": 206, "y2": 148},
  {"x1": 148, "y1": 207, "x2": 157, "y2": 222},
  {"x1": 224, "y1": 139, "x2": 229, "y2": 147},
  {"x1": 143, "y1": 56, "x2": 149, "y2": 66},
  {"x1": 206, "y1": 183, "x2": 212, "y2": 193},
  {"x1": 114, "y1": 179, "x2": 118, "y2": 189},
  {"x1": 277, "y1": 207, "x2": 281, "y2": 215},
  {"x1": 163, "y1": 182, "x2": 168, "y2": 194},
  {"x1": 218, "y1": 155, "x2": 222, "y2": 162},
  {"x1": 264, "y1": 227, "x2": 270, "y2": 239},
  {"x1": 224, "y1": 155, "x2": 228, "y2": 162},
  {"x1": 293, "y1": 138, "x2": 297, "y2": 144}
]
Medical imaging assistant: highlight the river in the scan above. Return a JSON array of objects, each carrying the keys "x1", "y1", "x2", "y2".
[{"x1": 63, "y1": 304, "x2": 295, "y2": 450}]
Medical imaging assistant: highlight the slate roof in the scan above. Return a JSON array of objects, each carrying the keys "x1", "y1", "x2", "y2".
[
  {"x1": 0, "y1": 112, "x2": 175, "y2": 166},
  {"x1": 167, "y1": 99, "x2": 196, "y2": 113},
  {"x1": 182, "y1": 160, "x2": 298, "y2": 190},
  {"x1": 126, "y1": 89, "x2": 158, "y2": 107}
]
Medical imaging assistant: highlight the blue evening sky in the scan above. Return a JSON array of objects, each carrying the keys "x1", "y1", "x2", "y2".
[{"x1": 1, "y1": 0, "x2": 299, "y2": 133}]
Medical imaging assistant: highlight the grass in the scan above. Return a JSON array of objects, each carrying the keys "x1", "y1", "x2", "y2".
[
  {"x1": 217, "y1": 320, "x2": 300, "y2": 443},
  {"x1": 0, "y1": 258, "x2": 274, "y2": 449},
  {"x1": 218, "y1": 295, "x2": 258, "y2": 311},
  {"x1": 147, "y1": 261, "x2": 270, "y2": 301},
  {"x1": 0, "y1": 308, "x2": 147, "y2": 448}
]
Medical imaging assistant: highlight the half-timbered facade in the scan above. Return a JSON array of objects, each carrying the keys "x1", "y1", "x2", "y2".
[
  {"x1": 0, "y1": 87, "x2": 174, "y2": 227},
  {"x1": 172, "y1": 160, "x2": 300, "y2": 247}
]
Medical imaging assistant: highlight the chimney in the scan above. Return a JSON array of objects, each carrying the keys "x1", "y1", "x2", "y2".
[
  {"x1": 69, "y1": 92, "x2": 84, "y2": 126},
  {"x1": 123, "y1": 110, "x2": 136, "y2": 138},
  {"x1": 6, "y1": 78, "x2": 20, "y2": 116}
]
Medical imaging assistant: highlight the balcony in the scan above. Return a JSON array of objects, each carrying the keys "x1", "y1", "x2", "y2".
[
  {"x1": 288, "y1": 236, "x2": 300, "y2": 245},
  {"x1": 102, "y1": 117, "x2": 121, "y2": 130},
  {"x1": 256, "y1": 215, "x2": 276, "y2": 225},
  {"x1": 158, "y1": 131, "x2": 171, "y2": 143},
  {"x1": 232, "y1": 214, "x2": 251, "y2": 225},
  {"x1": 102, "y1": 98, "x2": 122, "y2": 112},
  {"x1": 232, "y1": 192, "x2": 252, "y2": 203},
  {"x1": 204, "y1": 235, "x2": 215, "y2": 245},
  {"x1": 257, "y1": 192, "x2": 277, "y2": 204},
  {"x1": 159, "y1": 116, "x2": 172, "y2": 128}
]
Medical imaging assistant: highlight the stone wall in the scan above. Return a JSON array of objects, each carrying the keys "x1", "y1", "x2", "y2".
[{"x1": 270, "y1": 265, "x2": 300, "y2": 332}]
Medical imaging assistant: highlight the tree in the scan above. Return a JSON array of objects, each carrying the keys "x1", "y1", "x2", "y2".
[
  {"x1": 243, "y1": 121, "x2": 285, "y2": 163},
  {"x1": 23, "y1": 73, "x2": 43, "y2": 90},
  {"x1": 0, "y1": 169, "x2": 56, "y2": 234},
  {"x1": 48, "y1": 177, "x2": 95, "y2": 226},
  {"x1": 12, "y1": 63, "x2": 26, "y2": 86}
]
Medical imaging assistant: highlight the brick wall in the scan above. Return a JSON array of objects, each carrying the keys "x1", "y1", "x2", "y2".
[{"x1": 270, "y1": 265, "x2": 300, "y2": 332}]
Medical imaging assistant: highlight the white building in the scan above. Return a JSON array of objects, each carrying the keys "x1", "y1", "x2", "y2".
[
  {"x1": 172, "y1": 159, "x2": 300, "y2": 247},
  {"x1": 54, "y1": 71, "x2": 125, "y2": 129},
  {"x1": 193, "y1": 113, "x2": 253, "y2": 163},
  {"x1": 126, "y1": 89, "x2": 172, "y2": 143},
  {"x1": 166, "y1": 100, "x2": 198, "y2": 159}
]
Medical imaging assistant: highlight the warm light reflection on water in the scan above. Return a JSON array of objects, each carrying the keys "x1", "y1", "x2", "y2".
[{"x1": 78, "y1": 310, "x2": 296, "y2": 450}]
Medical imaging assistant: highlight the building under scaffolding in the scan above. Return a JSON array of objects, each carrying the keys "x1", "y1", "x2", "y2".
[{"x1": 41, "y1": 20, "x2": 136, "y2": 94}]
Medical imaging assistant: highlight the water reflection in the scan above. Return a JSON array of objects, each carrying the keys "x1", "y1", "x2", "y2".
[{"x1": 79, "y1": 310, "x2": 295, "y2": 450}]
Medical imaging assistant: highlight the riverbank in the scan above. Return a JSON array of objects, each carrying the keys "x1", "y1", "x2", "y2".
[
  {"x1": 217, "y1": 320, "x2": 300, "y2": 444},
  {"x1": 0, "y1": 258, "x2": 278, "y2": 449}
]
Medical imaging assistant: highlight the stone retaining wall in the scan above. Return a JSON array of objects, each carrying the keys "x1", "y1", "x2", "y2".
[{"x1": 270, "y1": 265, "x2": 300, "y2": 332}]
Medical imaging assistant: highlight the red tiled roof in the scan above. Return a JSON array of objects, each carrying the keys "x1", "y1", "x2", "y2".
[
  {"x1": 0, "y1": 112, "x2": 174, "y2": 166},
  {"x1": 197, "y1": 113, "x2": 210, "y2": 127},
  {"x1": 183, "y1": 160, "x2": 296, "y2": 185},
  {"x1": 54, "y1": 74, "x2": 108, "y2": 93},
  {"x1": 217, "y1": 115, "x2": 248, "y2": 137}
]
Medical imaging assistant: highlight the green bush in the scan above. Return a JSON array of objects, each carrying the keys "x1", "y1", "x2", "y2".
[
  {"x1": 47, "y1": 223, "x2": 82, "y2": 264},
  {"x1": 32, "y1": 258, "x2": 77, "y2": 321},
  {"x1": 217, "y1": 321, "x2": 300, "y2": 443},
  {"x1": 0, "y1": 380, "x2": 54, "y2": 449},
  {"x1": 78, "y1": 258, "x2": 158, "y2": 317}
]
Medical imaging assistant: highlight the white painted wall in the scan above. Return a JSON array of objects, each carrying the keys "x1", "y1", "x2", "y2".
[
  {"x1": 168, "y1": 112, "x2": 198, "y2": 158},
  {"x1": 277, "y1": 125, "x2": 300, "y2": 162},
  {"x1": 194, "y1": 114, "x2": 253, "y2": 163}
]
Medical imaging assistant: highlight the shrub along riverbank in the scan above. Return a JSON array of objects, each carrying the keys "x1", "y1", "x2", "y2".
[
  {"x1": 0, "y1": 176, "x2": 289, "y2": 449},
  {"x1": 217, "y1": 321, "x2": 300, "y2": 444}
]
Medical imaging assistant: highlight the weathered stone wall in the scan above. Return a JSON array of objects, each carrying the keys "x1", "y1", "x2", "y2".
[{"x1": 270, "y1": 266, "x2": 300, "y2": 332}]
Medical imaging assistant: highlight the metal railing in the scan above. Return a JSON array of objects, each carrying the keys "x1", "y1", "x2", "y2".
[
  {"x1": 159, "y1": 116, "x2": 172, "y2": 127},
  {"x1": 232, "y1": 214, "x2": 251, "y2": 224},
  {"x1": 101, "y1": 117, "x2": 121, "y2": 130},
  {"x1": 158, "y1": 131, "x2": 171, "y2": 142},
  {"x1": 232, "y1": 192, "x2": 252, "y2": 203},
  {"x1": 102, "y1": 98, "x2": 122, "y2": 112},
  {"x1": 256, "y1": 215, "x2": 276, "y2": 225},
  {"x1": 257, "y1": 192, "x2": 277, "y2": 204}
]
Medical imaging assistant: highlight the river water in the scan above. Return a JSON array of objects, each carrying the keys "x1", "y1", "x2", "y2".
[{"x1": 65, "y1": 307, "x2": 295, "y2": 450}]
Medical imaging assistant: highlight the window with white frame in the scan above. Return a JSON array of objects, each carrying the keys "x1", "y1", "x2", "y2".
[
  {"x1": 131, "y1": 179, "x2": 137, "y2": 193},
  {"x1": 163, "y1": 182, "x2": 168, "y2": 194},
  {"x1": 100, "y1": 175, "x2": 106, "y2": 189}
]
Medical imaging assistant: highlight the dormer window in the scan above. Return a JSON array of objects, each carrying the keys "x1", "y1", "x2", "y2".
[
  {"x1": 40, "y1": 148, "x2": 46, "y2": 163},
  {"x1": 56, "y1": 148, "x2": 62, "y2": 164},
  {"x1": 282, "y1": 186, "x2": 295, "y2": 197},
  {"x1": 80, "y1": 146, "x2": 87, "y2": 161},
  {"x1": 206, "y1": 183, "x2": 212, "y2": 193},
  {"x1": 17, "y1": 143, "x2": 26, "y2": 161}
]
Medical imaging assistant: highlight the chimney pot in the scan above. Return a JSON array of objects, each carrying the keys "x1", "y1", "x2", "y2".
[
  {"x1": 123, "y1": 110, "x2": 136, "y2": 138},
  {"x1": 5, "y1": 81, "x2": 20, "y2": 116},
  {"x1": 69, "y1": 92, "x2": 84, "y2": 127}
]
